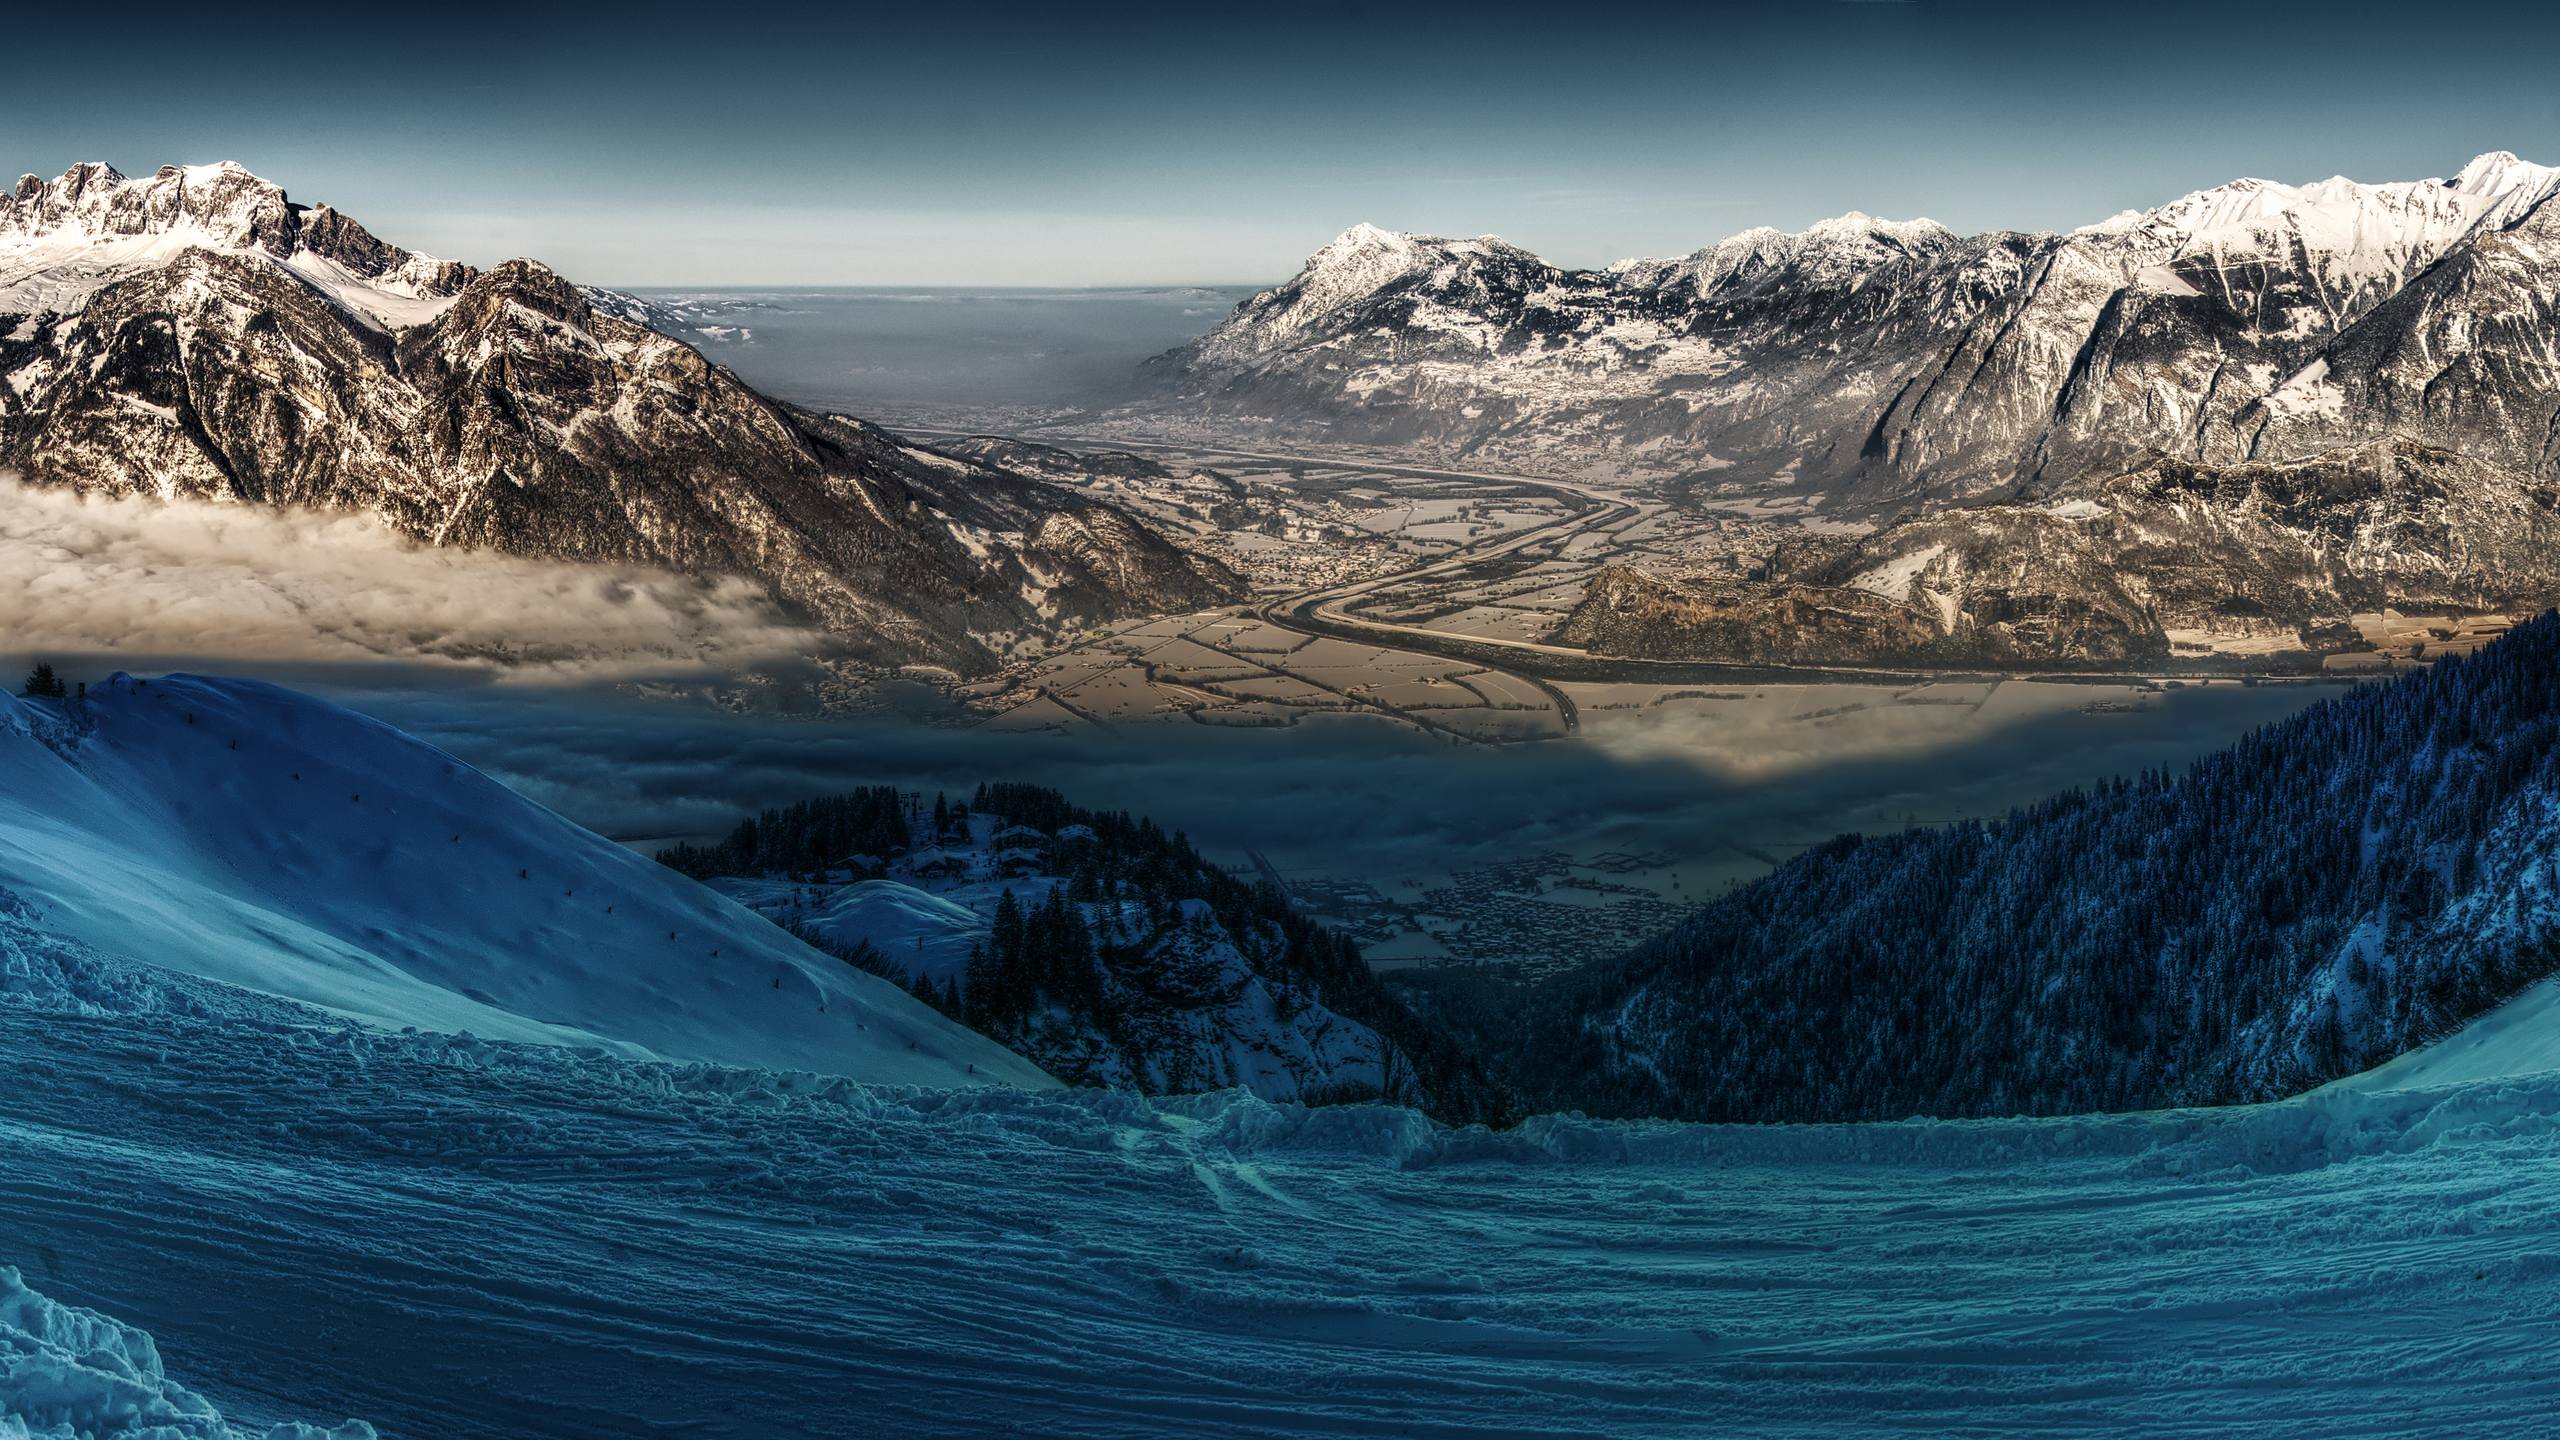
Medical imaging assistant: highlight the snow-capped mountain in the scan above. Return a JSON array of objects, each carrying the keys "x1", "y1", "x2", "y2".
[
  {"x1": 1146, "y1": 153, "x2": 2560, "y2": 509},
  {"x1": 0, "y1": 162, "x2": 1236, "y2": 672},
  {"x1": 0, "y1": 672, "x2": 1047, "y2": 1088},
  {"x1": 1617, "y1": 211, "x2": 1961, "y2": 294},
  {"x1": 0, "y1": 160, "x2": 469, "y2": 328}
]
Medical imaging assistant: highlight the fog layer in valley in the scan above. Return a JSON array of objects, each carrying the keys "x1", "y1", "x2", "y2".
[
  {"x1": 336, "y1": 675, "x2": 2326, "y2": 906},
  {"x1": 0, "y1": 292, "x2": 2339, "y2": 940},
  {"x1": 0, "y1": 476, "x2": 837, "y2": 682}
]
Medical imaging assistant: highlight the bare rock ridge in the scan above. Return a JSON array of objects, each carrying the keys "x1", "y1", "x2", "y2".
[
  {"x1": 0, "y1": 161, "x2": 1236, "y2": 672},
  {"x1": 1, "y1": 160, "x2": 468, "y2": 324}
]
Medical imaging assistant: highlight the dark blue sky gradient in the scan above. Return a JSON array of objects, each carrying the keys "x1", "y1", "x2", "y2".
[{"x1": 10, "y1": 0, "x2": 2558, "y2": 283}]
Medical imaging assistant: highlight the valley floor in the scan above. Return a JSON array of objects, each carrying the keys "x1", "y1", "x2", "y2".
[{"x1": 6, "y1": 930, "x2": 2560, "y2": 1438}]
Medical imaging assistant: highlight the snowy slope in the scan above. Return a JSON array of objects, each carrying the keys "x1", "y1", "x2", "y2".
[
  {"x1": 0, "y1": 1260, "x2": 370, "y2": 1440},
  {"x1": 7, "y1": 918, "x2": 2560, "y2": 1437},
  {"x1": 1512, "y1": 613, "x2": 2560, "y2": 1122},
  {"x1": 2087, "y1": 158, "x2": 2560, "y2": 313},
  {"x1": 2341, "y1": 978, "x2": 2560, "y2": 1093},
  {"x1": 1622, "y1": 210, "x2": 1960, "y2": 291},
  {"x1": 0, "y1": 676, "x2": 1047, "y2": 1089}
]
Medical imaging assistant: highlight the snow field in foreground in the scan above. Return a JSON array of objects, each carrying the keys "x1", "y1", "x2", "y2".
[
  {"x1": 6, "y1": 908, "x2": 2560, "y2": 1437},
  {"x1": 0, "y1": 1266, "x2": 372, "y2": 1440}
]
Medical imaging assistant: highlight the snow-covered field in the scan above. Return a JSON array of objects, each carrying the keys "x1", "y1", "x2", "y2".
[
  {"x1": 6, "y1": 675, "x2": 2560, "y2": 1437},
  {"x1": 7, "y1": 903, "x2": 2560, "y2": 1437}
]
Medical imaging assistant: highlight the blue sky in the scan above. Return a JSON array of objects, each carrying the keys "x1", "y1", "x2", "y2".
[{"x1": 11, "y1": 0, "x2": 2558, "y2": 284}]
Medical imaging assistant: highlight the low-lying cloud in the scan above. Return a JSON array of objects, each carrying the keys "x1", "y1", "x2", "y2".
[
  {"x1": 0, "y1": 476, "x2": 832, "y2": 682},
  {"x1": 0, "y1": 474, "x2": 2344, "y2": 898},
  {"x1": 347, "y1": 679, "x2": 2329, "y2": 897}
]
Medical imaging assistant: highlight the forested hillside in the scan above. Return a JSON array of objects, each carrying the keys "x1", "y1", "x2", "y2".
[
  {"x1": 1508, "y1": 613, "x2": 2560, "y2": 1122},
  {"x1": 666, "y1": 782, "x2": 1513, "y2": 1124}
]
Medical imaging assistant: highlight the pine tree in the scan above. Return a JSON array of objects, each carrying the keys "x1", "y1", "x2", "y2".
[
  {"x1": 962, "y1": 940, "x2": 1003, "y2": 1027},
  {"x1": 19, "y1": 663, "x2": 65, "y2": 699}
]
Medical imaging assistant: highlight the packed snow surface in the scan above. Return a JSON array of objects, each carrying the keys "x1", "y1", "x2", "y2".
[
  {"x1": 0, "y1": 680, "x2": 1044, "y2": 1089},
  {"x1": 5, "y1": 898, "x2": 2560, "y2": 1436}
]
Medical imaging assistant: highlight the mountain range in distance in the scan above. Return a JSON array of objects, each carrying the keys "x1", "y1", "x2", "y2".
[
  {"x1": 1149, "y1": 152, "x2": 2560, "y2": 507},
  {"x1": 1137, "y1": 153, "x2": 2560, "y2": 667},
  {"x1": 0, "y1": 162, "x2": 1235, "y2": 677},
  {"x1": 8, "y1": 152, "x2": 2560, "y2": 678}
]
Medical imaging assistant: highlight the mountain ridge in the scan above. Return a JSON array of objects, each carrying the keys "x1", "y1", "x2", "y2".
[
  {"x1": 1143, "y1": 151, "x2": 2560, "y2": 509},
  {"x1": 1557, "y1": 438, "x2": 2560, "y2": 667}
]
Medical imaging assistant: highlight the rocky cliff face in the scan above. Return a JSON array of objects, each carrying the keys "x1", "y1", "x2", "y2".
[
  {"x1": 1149, "y1": 154, "x2": 2560, "y2": 512},
  {"x1": 0, "y1": 162, "x2": 1235, "y2": 672}
]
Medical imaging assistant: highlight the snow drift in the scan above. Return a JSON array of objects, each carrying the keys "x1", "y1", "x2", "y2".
[{"x1": 0, "y1": 1265, "x2": 371, "y2": 1440}]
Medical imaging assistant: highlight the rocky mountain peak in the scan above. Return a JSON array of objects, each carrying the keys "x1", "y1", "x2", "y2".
[
  {"x1": 0, "y1": 161, "x2": 288, "y2": 252},
  {"x1": 1183, "y1": 223, "x2": 1510, "y2": 362},
  {"x1": 1302, "y1": 224, "x2": 1544, "y2": 286},
  {"x1": 1321, "y1": 220, "x2": 1410, "y2": 254},
  {"x1": 0, "y1": 158, "x2": 469, "y2": 329},
  {"x1": 2455, "y1": 149, "x2": 2543, "y2": 192},
  {"x1": 1298, "y1": 222, "x2": 1438, "y2": 294},
  {"x1": 1671, "y1": 210, "x2": 1959, "y2": 291},
  {"x1": 2104, "y1": 153, "x2": 2560, "y2": 276},
  {"x1": 471, "y1": 256, "x2": 587, "y2": 309},
  {"x1": 0, "y1": 163, "x2": 1239, "y2": 673},
  {"x1": 2448, "y1": 149, "x2": 2560, "y2": 229}
]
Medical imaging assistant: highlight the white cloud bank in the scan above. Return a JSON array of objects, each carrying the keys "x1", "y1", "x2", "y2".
[{"x1": 0, "y1": 476, "x2": 832, "y2": 681}]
